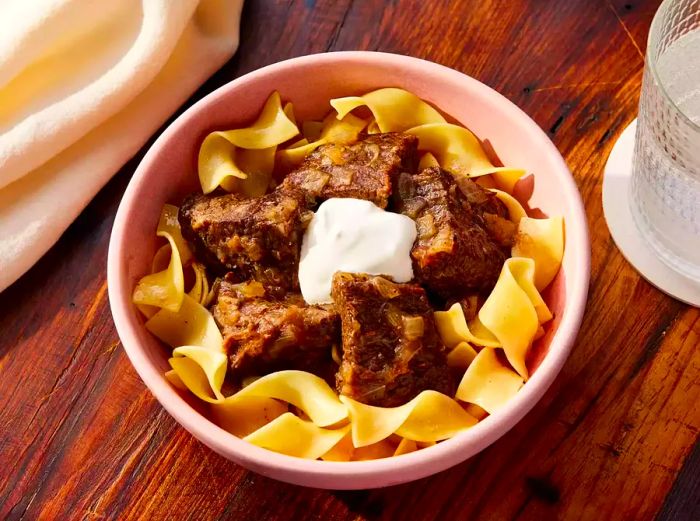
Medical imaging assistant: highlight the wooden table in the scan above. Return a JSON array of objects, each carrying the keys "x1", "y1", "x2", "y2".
[{"x1": 1, "y1": 1, "x2": 698, "y2": 519}]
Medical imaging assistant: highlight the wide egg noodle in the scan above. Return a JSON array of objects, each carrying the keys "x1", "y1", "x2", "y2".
[
  {"x1": 216, "y1": 91, "x2": 298, "y2": 149},
  {"x1": 394, "y1": 391, "x2": 477, "y2": 442},
  {"x1": 321, "y1": 112, "x2": 368, "y2": 143},
  {"x1": 418, "y1": 152, "x2": 440, "y2": 170},
  {"x1": 321, "y1": 434, "x2": 416, "y2": 461},
  {"x1": 489, "y1": 190, "x2": 565, "y2": 291},
  {"x1": 406, "y1": 123, "x2": 528, "y2": 189},
  {"x1": 198, "y1": 132, "x2": 248, "y2": 193},
  {"x1": 276, "y1": 141, "x2": 318, "y2": 168},
  {"x1": 172, "y1": 346, "x2": 227, "y2": 400},
  {"x1": 151, "y1": 243, "x2": 172, "y2": 273},
  {"x1": 188, "y1": 262, "x2": 210, "y2": 306},
  {"x1": 322, "y1": 435, "x2": 422, "y2": 461},
  {"x1": 136, "y1": 247, "x2": 171, "y2": 318},
  {"x1": 340, "y1": 391, "x2": 476, "y2": 448},
  {"x1": 320, "y1": 432, "x2": 355, "y2": 461},
  {"x1": 187, "y1": 262, "x2": 204, "y2": 304},
  {"x1": 145, "y1": 293, "x2": 224, "y2": 353},
  {"x1": 198, "y1": 266, "x2": 210, "y2": 304},
  {"x1": 210, "y1": 395, "x2": 288, "y2": 438},
  {"x1": 287, "y1": 137, "x2": 310, "y2": 150},
  {"x1": 198, "y1": 91, "x2": 298, "y2": 194},
  {"x1": 463, "y1": 403, "x2": 489, "y2": 421},
  {"x1": 434, "y1": 303, "x2": 500, "y2": 348},
  {"x1": 234, "y1": 370, "x2": 348, "y2": 427},
  {"x1": 164, "y1": 368, "x2": 188, "y2": 391},
  {"x1": 513, "y1": 216, "x2": 565, "y2": 291},
  {"x1": 394, "y1": 438, "x2": 418, "y2": 456},
  {"x1": 244, "y1": 412, "x2": 350, "y2": 460},
  {"x1": 366, "y1": 119, "x2": 381, "y2": 134},
  {"x1": 219, "y1": 146, "x2": 277, "y2": 198},
  {"x1": 507, "y1": 257, "x2": 553, "y2": 324},
  {"x1": 456, "y1": 348, "x2": 524, "y2": 414},
  {"x1": 478, "y1": 258, "x2": 540, "y2": 378},
  {"x1": 351, "y1": 440, "x2": 397, "y2": 460},
  {"x1": 406, "y1": 123, "x2": 496, "y2": 178},
  {"x1": 168, "y1": 356, "x2": 217, "y2": 402},
  {"x1": 169, "y1": 348, "x2": 226, "y2": 402},
  {"x1": 169, "y1": 350, "x2": 291, "y2": 439},
  {"x1": 158, "y1": 204, "x2": 192, "y2": 265},
  {"x1": 283, "y1": 101, "x2": 297, "y2": 127},
  {"x1": 276, "y1": 112, "x2": 368, "y2": 167},
  {"x1": 133, "y1": 204, "x2": 195, "y2": 313},
  {"x1": 132, "y1": 231, "x2": 184, "y2": 312},
  {"x1": 469, "y1": 316, "x2": 502, "y2": 345},
  {"x1": 167, "y1": 358, "x2": 353, "y2": 460},
  {"x1": 339, "y1": 396, "x2": 411, "y2": 448},
  {"x1": 487, "y1": 167, "x2": 527, "y2": 194},
  {"x1": 330, "y1": 87, "x2": 446, "y2": 132},
  {"x1": 490, "y1": 189, "x2": 528, "y2": 223},
  {"x1": 446, "y1": 341, "x2": 478, "y2": 371},
  {"x1": 135, "y1": 302, "x2": 159, "y2": 319}
]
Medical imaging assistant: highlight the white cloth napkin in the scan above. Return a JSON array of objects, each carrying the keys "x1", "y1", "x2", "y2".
[{"x1": 0, "y1": 0, "x2": 244, "y2": 292}]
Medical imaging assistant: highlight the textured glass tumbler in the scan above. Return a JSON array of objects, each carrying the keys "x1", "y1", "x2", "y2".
[{"x1": 630, "y1": 0, "x2": 700, "y2": 282}]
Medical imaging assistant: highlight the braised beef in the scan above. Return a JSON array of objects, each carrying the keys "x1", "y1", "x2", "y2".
[
  {"x1": 281, "y1": 132, "x2": 418, "y2": 208},
  {"x1": 211, "y1": 278, "x2": 340, "y2": 380},
  {"x1": 395, "y1": 167, "x2": 508, "y2": 298},
  {"x1": 178, "y1": 189, "x2": 311, "y2": 292},
  {"x1": 454, "y1": 176, "x2": 516, "y2": 249},
  {"x1": 331, "y1": 272, "x2": 453, "y2": 407}
]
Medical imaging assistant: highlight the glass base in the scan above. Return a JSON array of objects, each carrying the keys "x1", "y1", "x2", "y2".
[
  {"x1": 629, "y1": 197, "x2": 700, "y2": 282},
  {"x1": 602, "y1": 119, "x2": 700, "y2": 306}
]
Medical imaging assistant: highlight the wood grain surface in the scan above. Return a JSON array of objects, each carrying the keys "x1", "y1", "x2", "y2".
[{"x1": 1, "y1": 1, "x2": 698, "y2": 519}]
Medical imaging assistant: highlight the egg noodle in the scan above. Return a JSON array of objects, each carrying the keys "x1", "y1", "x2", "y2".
[{"x1": 133, "y1": 89, "x2": 564, "y2": 461}]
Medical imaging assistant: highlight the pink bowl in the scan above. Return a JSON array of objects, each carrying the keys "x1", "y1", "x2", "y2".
[{"x1": 107, "y1": 52, "x2": 590, "y2": 489}]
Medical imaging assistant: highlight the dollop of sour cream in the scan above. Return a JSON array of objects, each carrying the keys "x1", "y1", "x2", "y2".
[{"x1": 299, "y1": 198, "x2": 417, "y2": 305}]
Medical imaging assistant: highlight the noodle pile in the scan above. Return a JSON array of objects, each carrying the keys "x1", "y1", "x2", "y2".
[{"x1": 133, "y1": 88, "x2": 564, "y2": 460}]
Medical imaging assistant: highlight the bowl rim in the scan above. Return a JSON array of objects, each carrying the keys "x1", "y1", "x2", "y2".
[{"x1": 107, "y1": 51, "x2": 590, "y2": 487}]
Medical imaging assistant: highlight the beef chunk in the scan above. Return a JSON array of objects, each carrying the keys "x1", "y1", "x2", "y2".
[
  {"x1": 281, "y1": 132, "x2": 418, "y2": 208},
  {"x1": 455, "y1": 177, "x2": 516, "y2": 249},
  {"x1": 211, "y1": 279, "x2": 340, "y2": 380},
  {"x1": 455, "y1": 177, "x2": 508, "y2": 219},
  {"x1": 179, "y1": 190, "x2": 311, "y2": 292},
  {"x1": 395, "y1": 167, "x2": 507, "y2": 298},
  {"x1": 331, "y1": 272, "x2": 453, "y2": 407}
]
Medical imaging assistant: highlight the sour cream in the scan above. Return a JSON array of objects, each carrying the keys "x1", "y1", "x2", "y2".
[{"x1": 299, "y1": 198, "x2": 417, "y2": 304}]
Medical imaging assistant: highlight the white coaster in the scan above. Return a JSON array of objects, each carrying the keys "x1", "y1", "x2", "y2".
[{"x1": 602, "y1": 119, "x2": 700, "y2": 306}]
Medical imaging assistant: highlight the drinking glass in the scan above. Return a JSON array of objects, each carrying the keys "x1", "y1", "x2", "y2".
[{"x1": 630, "y1": 0, "x2": 700, "y2": 281}]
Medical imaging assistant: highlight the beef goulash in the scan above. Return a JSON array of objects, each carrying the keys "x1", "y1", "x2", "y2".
[
  {"x1": 395, "y1": 166, "x2": 511, "y2": 299},
  {"x1": 177, "y1": 133, "x2": 511, "y2": 406},
  {"x1": 179, "y1": 189, "x2": 312, "y2": 294},
  {"x1": 331, "y1": 272, "x2": 453, "y2": 407},
  {"x1": 134, "y1": 88, "x2": 566, "y2": 461},
  {"x1": 211, "y1": 277, "x2": 339, "y2": 381},
  {"x1": 281, "y1": 132, "x2": 418, "y2": 208}
]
